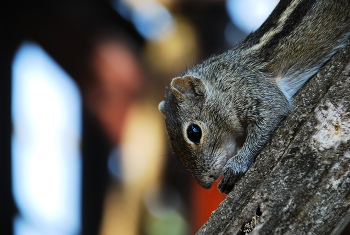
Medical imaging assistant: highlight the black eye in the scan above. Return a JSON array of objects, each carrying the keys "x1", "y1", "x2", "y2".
[{"x1": 186, "y1": 123, "x2": 202, "y2": 144}]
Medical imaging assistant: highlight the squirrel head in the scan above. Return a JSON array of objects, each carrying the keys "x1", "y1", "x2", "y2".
[{"x1": 159, "y1": 75, "x2": 242, "y2": 189}]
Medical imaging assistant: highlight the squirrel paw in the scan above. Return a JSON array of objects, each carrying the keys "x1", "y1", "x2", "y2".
[
  {"x1": 218, "y1": 157, "x2": 248, "y2": 194},
  {"x1": 218, "y1": 168, "x2": 243, "y2": 194}
]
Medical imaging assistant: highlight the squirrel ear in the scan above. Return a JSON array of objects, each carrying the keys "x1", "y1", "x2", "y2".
[
  {"x1": 170, "y1": 76, "x2": 205, "y2": 100},
  {"x1": 158, "y1": 101, "x2": 166, "y2": 116}
]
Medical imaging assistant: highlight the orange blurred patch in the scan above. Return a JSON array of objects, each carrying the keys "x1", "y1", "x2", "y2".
[
  {"x1": 190, "y1": 177, "x2": 226, "y2": 233},
  {"x1": 90, "y1": 39, "x2": 144, "y2": 143}
]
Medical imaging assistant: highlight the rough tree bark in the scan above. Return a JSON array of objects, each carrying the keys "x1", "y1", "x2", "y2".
[{"x1": 197, "y1": 40, "x2": 350, "y2": 235}]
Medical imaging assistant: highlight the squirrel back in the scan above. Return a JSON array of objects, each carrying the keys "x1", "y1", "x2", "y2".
[{"x1": 159, "y1": 0, "x2": 350, "y2": 193}]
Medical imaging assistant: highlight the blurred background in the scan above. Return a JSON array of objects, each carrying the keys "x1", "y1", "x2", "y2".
[{"x1": 6, "y1": 0, "x2": 347, "y2": 235}]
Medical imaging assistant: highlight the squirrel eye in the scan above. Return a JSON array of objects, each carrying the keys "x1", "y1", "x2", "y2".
[{"x1": 186, "y1": 124, "x2": 202, "y2": 144}]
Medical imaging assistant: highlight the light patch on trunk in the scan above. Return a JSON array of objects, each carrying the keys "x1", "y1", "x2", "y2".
[{"x1": 311, "y1": 100, "x2": 350, "y2": 151}]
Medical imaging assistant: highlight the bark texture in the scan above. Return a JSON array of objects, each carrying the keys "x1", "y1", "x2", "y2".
[{"x1": 197, "y1": 41, "x2": 350, "y2": 235}]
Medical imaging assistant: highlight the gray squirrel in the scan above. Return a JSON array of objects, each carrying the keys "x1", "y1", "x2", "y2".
[{"x1": 158, "y1": 0, "x2": 350, "y2": 194}]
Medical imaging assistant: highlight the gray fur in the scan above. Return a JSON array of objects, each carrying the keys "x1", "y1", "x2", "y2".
[{"x1": 159, "y1": 0, "x2": 350, "y2": 194}]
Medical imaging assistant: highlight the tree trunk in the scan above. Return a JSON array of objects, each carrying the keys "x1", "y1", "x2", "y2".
[{"x1": 197, "y1": 40, "x2": 350, "y2": 235}]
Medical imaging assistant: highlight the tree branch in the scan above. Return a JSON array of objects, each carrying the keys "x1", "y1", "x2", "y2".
[{"x1": 197, "y1": 40, "x2": 350, "y2": 235}]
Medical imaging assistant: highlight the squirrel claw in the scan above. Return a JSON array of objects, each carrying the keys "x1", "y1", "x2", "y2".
[{"x1": 218, "y1": 167, "x2": 243, "y2": 194}]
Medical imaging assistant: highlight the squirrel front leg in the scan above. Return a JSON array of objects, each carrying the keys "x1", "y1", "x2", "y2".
[{"x1": 219, "y1": 104, "x2": 289, "y2": 194}]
